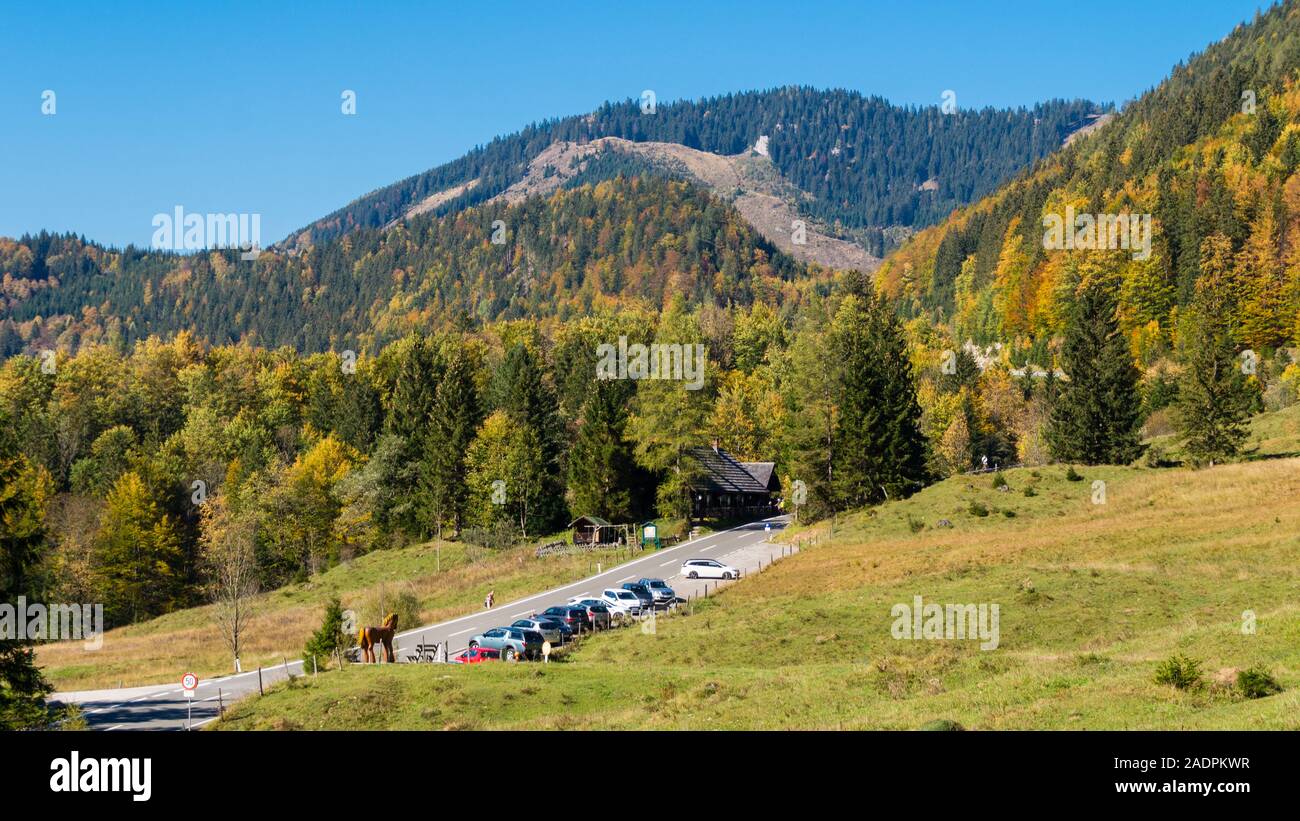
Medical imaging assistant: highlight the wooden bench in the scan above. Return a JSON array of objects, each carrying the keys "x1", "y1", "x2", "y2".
[{"x1": 404, "y1": 642, "x2": 443, "y2": 663}]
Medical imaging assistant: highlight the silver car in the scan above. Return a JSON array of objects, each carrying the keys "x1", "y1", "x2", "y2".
[{"x1": 511, "y1": 618, "x2": 564, "y2": 645}]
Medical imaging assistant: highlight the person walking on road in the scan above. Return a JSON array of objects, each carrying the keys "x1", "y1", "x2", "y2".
[{"x1": 484, "y1": 590, "x2": 495, "y2": 609}]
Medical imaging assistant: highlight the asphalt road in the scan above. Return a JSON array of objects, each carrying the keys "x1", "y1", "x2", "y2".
[{"x1": 53, "y1": 515, "x2": 790, "y2": 731}]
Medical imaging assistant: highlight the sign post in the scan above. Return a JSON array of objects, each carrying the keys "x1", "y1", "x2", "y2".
[
  {"x1": 181, "y1": 672, "x2": 197, "y2": 730},
  {"x1": 641, "y1": 521, "x2": 660, "y2": 550}
]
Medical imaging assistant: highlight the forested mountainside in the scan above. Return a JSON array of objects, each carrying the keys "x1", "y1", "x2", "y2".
[
  {"x1": 1, "y1": 176, "x2": 831, "y2": 355},
  {"x1": 880, "y1": 1, "x2": 1300, "y2": 367},
  {"x1": 286, "y1": 87, "x2": 1102, "y2": 254}
]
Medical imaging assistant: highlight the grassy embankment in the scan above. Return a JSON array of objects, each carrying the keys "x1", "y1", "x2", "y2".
[
  {"x1": 218, "y1": 406, "x2": 1300, "y2": 729},
  {"x1": 39, "y1": 535, "x2": 657, "y2": 692}
]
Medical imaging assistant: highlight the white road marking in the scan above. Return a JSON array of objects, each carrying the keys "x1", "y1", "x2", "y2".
[
  {"x1": 659, "y1": 559, "x2": 677, "y2": 567},
  {"x1": 618, "y1": 575, "x2": 635, "y2": 582},
  {"x1": 105, "y1": 724, "x2": 123, "y2": 731},
  {"x1": 449, "y1": 627, "x2": 474, "y2": 637}
]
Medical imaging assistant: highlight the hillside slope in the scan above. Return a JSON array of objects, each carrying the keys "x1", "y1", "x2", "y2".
[
  {"x1": 1, "y1": 176, "x2": 828, "y2": 354},
  {"x1": 879, "y1": 0, "x2": 1300, "y2": 360},
  {"x1": 218, "y1": 407, "x2": 1300, "y2": 730},
  {"x1": 283, "y1": 87, "x2": 1102, "y2": 256}
]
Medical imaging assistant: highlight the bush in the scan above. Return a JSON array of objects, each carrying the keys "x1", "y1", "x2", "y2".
[
  {"x1": 462, "y1": 518, "x2": 524, "y2": 551},
  {"x1": 1154, "y1": 654, "x2": 1202, "y2": 690},
  {"x1": 906, "y1": 515, "x2": 925, "y2": 533},
  {"x1": 1236, "y1": 666, "x2": 1283, "y2": 699},
  {"x1": 919, "y1": 718, "x2": 964, "y2": 731},
  {"x1": 1144, "y1": 444, "x2": 1171, "y2": 468},
  {"x1": 967, "y1": 501, "x2": 989, "y2": 517},
  {"x1": 1023, "y1": 486, "x2": 1037, "y2": 497},
  {"x1": 303, "y1": 597, "x2": 354, "y2": 671},
  {"x1": 1065, "y1": 465, "x2": 1083, "y2": 482},
  {"x1": 990, "y1": 471, "x2": 1008, "y2": 490},
  {"x1": 357, "y1": 585, "x2": 422, "y2": 636}
]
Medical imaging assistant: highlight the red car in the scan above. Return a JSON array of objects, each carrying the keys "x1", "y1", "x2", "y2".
[{"x1": 452, "y1": 647, "x2": 501, "y2": 664}]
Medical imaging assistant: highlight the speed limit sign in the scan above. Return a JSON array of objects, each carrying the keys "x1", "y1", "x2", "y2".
[{"x1": 181, "y1": 672, "x2": 197, "y2": 695}]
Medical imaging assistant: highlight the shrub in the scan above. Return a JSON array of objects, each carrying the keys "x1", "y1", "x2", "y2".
[
  {"x1": 1236, "y1": 666, "x2": 1283, "y2": 699},
  {"x1": 303, "y1": 597, "x2": 354, "y2": 670},
  {"x1": 1023, "y1": 486, "x2": 1037, "y2": 497},
  {"x1": 1154, "y1": 654, "x2": 1202, "y2": 690},
  {"x1": 1144, "y1": 444, "x2": 1171, "y2": 468},
  {"x1": 967, "y1": 501, "x2": 989, "y2": 517},
  {"x1": 919, "y1": 718, "x2": 964, "y2": 731},
  {"x1": 357, "y1": 585, "x2": 422, "y2": 637},
  {"x1": 1065, "y1": 465, "x2": 1083, "y2": 482},
  {"x1": 906, "y1": 515, "x2": 925, "y2": 533},
  {"x1": 990, "y1": 471, "x2": 1008, "y2": 490}
]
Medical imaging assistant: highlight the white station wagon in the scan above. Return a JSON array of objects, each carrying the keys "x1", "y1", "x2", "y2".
[{"x1": 680, "y1": 558, "x2": 738, "y2": 580}]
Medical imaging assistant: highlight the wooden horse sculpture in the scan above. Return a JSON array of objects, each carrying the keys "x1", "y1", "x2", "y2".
[{"x1": 358, "y1": 613, "x2": 398, "y2": 663}]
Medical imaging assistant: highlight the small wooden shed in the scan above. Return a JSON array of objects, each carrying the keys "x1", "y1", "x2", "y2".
[{"x1": 570, "y1": 515, "x2": 615, "y2": 546}]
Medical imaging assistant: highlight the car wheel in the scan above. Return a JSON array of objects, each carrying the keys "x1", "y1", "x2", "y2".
[
  {"x1": 503, "y1": 647, "x2": 517, "y2": 662},
  {"x1": 725, "y1": 572, "x2": 734, "y2": 580},
  {"x1": 688, "y1": 571, "x2": 698, "y2": 579},
  {"x1": 468, "y1": 641, "x2": 478, "y2": 649}
]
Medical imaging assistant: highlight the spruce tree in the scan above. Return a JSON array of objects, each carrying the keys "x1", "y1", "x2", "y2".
[
  {"x1": 384, "y1": 335, "x2": 441, "y2": 535},
  {"x1": 1046, "y1": 278, "x2": 1143, "y2": 465},
  {"x1": 495, "y1": 344, "x2": 566, "y2": 533},
  {"x1": 831, "y1": 282, "x2": 929, "y2": 508},
  {"x1": 419, "y1": 343, "x2": 481, "y2": 537},
  {"x1": 0, "y1": 419, "x2": 52, "y2": 729},
  {"x1": 568, "y1": 378, "x2": 636, "y2": 521},
  {"x1": 1177, "y1": 275, "x2": 1254, "y2": 465}
]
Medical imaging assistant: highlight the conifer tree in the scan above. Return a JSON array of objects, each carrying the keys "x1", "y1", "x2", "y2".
[
  {"x1": 495, "y1": 344, "x2": 566, "y2": 533},
  {"x1": 568, "y1": 378, "x2": 637, "y2": 521},
  {"x1": 830, "y1": 280, "x2": 929, "y2": 507},
  {"x1": 1177, "y1": 269, "x2": 1255, "y2": 465},
  {"x1": 0, "y1": 419, "x2": 53, "y2": 729},
  {"x1": 1046, "y1": 278, "x2": 1143, "y2": 465},
  {"x1": 420, "y1": 343, "x2": 481, "y2": 537}
]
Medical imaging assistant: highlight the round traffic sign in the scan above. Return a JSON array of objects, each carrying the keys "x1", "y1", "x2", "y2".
[{"x1": 181, "y1": 672, "x2": 197, "y2": 690}]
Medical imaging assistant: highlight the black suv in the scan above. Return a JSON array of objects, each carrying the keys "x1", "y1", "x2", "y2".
[
  {"x1": 541, "y1": 605, "x2": 593, "y2": 633},
  {"x1": 620, "y1": 583, "x2": 656, "y2": 610}
]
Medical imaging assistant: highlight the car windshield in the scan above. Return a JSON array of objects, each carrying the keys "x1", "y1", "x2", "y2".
[{"x1": 648, "y1": 581, "x2": 667, "y2": 588}]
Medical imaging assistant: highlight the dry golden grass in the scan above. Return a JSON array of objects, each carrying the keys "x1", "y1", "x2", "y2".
[{"x1": 40, "y1": 539, "x2": 637, "y2": 691}]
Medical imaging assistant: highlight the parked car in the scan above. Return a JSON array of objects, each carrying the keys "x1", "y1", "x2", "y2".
[
  {"x1": 540, "y1": 605, "x2": 592, "y2": 633},
  {"x1": 565, "y1": 600, "x2": 612, "y2": 630},
  {"x1": 620, "y1": 582, "x2": 656, "y2": 610},
  {"x1": 451, "y1": 646, "x2": 500, "y2": 664},
  {"x1": 512, "y1": 618, "x2": 564, "y2": 645},
  {"x1": 636, "y1": 577, "x2": 676, "y2": 605},
  {"x1": 680, "y1": 558, "x2": 739, "y2": 580},
  {"x1": 468, "y1": 627, "x2": 544, "y2": 660},
  {"x1": 538, "y1": 616, "x2": 574, "y2": 642},
  {"x1": 601, "y1": 588, "x2": 645, "y2": 616}
]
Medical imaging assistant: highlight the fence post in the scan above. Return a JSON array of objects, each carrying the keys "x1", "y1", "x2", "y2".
[
  {"x1": 312, "y1": 655, "x2": 317, "y2": 676},
  {"x1": 258, "y1": 666, "x2": 264, "y2": 696},
  {"x1": 218, "y1": 688, "x2": 224, "y2": 719}
]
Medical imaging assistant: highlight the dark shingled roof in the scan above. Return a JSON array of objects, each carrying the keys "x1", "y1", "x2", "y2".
[
  {"x1": 740, "y1": 461, "x2": 776, "y2": 489},
  {"x1": 686, "y1": 446, "x2": 769, "y2": 494}
]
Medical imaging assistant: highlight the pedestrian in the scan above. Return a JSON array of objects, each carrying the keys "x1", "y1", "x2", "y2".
[{"x1": 484, "y1": 590, "x2": 495, "y2": 609}]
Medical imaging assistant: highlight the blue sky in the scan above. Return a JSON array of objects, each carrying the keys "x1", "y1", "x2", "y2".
[{"x1": 0, "y1": 0, "x2": 1269, "y2": 248}]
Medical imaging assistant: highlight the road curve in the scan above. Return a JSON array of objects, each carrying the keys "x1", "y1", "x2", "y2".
[{"x1": 53, "y1": 515, "x2": 791, "y2": 731}]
